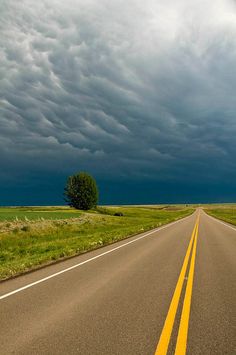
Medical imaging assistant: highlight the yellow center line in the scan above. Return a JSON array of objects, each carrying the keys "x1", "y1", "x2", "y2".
[
  {"x1": 175, "y1": 218, "x2": 199, "y2": 354},
  {"x1": 155, "y1": 217, "x2": 199, "y2": 355}
]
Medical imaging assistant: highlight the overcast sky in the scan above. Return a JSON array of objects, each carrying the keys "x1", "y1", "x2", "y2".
[{"x1": 1, "y1": 0, "x2": 236, "y2": 205}]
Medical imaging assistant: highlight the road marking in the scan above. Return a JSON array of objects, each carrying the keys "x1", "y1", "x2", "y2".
[
  {"x1": 155, "y1": 218, "x2": 198, "y2": 355},
  {"x1": 175, "y1": 218, "x2": 199, "y2": 354},
  {"x1": 0, "y1": 214, "x2": 193, "y2": 301}
]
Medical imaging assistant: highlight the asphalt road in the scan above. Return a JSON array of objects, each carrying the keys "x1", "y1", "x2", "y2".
[{"x1": 0, "y1": 209, "x2": 235, "y2": 354}]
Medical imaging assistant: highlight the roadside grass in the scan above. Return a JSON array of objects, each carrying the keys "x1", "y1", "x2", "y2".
[
  {"x1": 0, "y1": 206, "x2": 194, "y2": 280},
  {"x1": 204, "y1": 205, "x2": 236, "y2": 225}
]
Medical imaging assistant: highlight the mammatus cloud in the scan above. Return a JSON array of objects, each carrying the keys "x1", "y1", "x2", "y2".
[{"x1": 1, "y1": 0, "x2": 236, "y2": 193}]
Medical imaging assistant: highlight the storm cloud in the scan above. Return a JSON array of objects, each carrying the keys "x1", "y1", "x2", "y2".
[{"x1": 1, "y1": 0, "x2": 236, "y2": 203}]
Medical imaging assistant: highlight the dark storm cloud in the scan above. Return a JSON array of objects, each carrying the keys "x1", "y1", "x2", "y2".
[{"x1": 1, "y1": 0, "x2": 236, "y2": 194}]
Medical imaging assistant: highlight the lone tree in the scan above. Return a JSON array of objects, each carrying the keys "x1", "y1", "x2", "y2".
[{"x1": 64, "y1": 172, "x2": 98, "y2": 210}]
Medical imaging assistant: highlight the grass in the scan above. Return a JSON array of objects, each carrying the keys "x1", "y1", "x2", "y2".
[
  {"x1": 204, "y1": 204, "x2": 236, "y2": 225},
  {"x1": 0, "y1": 205, "x2": 194, "y2": 280},
  {"x1": 0, "y1": 206, "x2": 81, "y2": 221}
]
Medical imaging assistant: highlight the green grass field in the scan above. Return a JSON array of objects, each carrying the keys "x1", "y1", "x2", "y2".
[
  {"x1": 0, "y1": 205, "x2": 194, "y2": 280},
  {"x1": 204, "y1": 205, "x2": 236, "y2": 225},
  {"x1": 0, "y1": 207, "x2": 81, "y2": 221}
]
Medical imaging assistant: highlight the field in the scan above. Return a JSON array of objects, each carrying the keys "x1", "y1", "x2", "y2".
[
  {"x1": 204, "y1": 204, "x2": 236, "y2": 225},
  {"x1": 0, "y1": 205, "x2": 194, "y2": 280},
  {"x1": 0, "y1": 207, "x2": 81, "y2": 221}
]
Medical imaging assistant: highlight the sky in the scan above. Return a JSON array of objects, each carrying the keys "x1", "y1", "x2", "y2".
[{"x1": 1, "y1": 0, "x2": 236, "y2": 205}]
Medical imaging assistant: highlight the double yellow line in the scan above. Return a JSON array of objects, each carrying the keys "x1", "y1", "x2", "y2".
[{"x1": 155, "y1": 215, "x2": 200, "y2": 355}]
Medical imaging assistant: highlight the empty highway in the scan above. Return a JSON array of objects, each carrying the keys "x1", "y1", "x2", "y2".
[{"x1": 0, "y1": 209, "x2": 235, "y2": 354}]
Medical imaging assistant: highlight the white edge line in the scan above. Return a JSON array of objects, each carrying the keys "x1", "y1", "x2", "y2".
[
  {"x1": 205, "y1": 212, "x2": 236, "y2": 231},
  {"x1": 0, "y1": 214, "x2": 193, "y2": 300}
]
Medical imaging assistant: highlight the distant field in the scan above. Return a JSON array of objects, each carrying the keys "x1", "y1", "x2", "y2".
[
  {"x1": 0, "y1": 207, "x2": 81, "y2": 221},
  {"x1": 0, "y1": 205, "x2": 194, "y2": 280},
  {"x1": 205, "y1": 205, "x2": 236, "y2": 225}
]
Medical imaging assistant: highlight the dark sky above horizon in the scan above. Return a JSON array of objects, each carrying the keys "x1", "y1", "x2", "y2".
[{"x1": 1, "y1": 0, "x2": 236, "y2": 206}]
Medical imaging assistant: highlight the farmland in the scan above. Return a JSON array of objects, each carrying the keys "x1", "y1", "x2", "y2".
[{"x1": 0, "y1": 205, "x2": 194, "y2": 280}]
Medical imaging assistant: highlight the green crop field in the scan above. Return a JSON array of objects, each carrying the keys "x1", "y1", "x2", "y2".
[{"x1": 0, "y1": 205, "x2": 194, "y2": 280}]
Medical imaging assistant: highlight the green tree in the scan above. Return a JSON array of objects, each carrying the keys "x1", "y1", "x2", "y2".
[{"x1": 64, "y1": 172, "x2": 98, "y2": 210}]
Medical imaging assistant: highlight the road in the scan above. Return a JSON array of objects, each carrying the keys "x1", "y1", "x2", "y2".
[{"x1": 0, "y1": 209, "x2": 235, "y2": 354}]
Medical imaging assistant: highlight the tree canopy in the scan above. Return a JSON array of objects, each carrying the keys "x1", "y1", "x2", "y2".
[{"x1": 64, "y1": 172, "x2": 98, "y2": 210}]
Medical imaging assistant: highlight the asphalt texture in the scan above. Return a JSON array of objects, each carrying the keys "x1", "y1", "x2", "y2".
[{"x1": 0, "y1": 209, "x2": 235, "y2": 354}]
